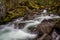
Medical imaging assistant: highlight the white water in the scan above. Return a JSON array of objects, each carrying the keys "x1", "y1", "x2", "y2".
[
  {"x1": 0, "y1": 9, "x2": 60, "y2": 40},
  {"x1": 51, "y1": 30, "x2": 60, "y2": 40}
]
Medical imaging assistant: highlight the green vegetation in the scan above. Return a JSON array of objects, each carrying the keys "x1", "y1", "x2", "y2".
[{"x1": 0, "y1": 0, "x2": 60, "y2": 24}]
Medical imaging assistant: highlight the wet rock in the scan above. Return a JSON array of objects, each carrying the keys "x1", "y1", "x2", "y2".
[
  {"x1": 55, "y1": 20, "x2": 60, "y2": 28},
  {"x1": 14, "y1": 23, "x2": 25, "y2": 29},
  {"x1": 37, "y1": 20, "x2": 55, "y2": 34},
  {"x1": 23, "y1": 12, "x2": 35, "y2": 20},
  {"x1": 28, "y1": 26, "x2": 39, "y2": 34},
  {"x1": 37, "y1": 19, "x2": 56, "y2": 40},
  {"x1": 24, "y1": 14, "x2": 35, "y2": 20}
]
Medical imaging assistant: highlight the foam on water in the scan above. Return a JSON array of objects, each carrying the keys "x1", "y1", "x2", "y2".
[{"x1": 0, "y1": 9, "x2": 60, "y2": 40}]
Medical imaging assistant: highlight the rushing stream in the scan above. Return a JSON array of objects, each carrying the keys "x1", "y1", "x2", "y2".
[{"x1": 0, "y1": 10, "x2": 60, "y2": 40}]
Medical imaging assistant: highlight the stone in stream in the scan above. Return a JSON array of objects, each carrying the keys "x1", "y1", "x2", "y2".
[
  {"x1": 37, "y1": 20, "x2": 55, "y2": 34},
  {"x1": 37, "y1": 19, "x2": 56, "y2": 40},
  {"x1": 51, "y1": 21, "x2": 60, "y2": 40},
  {"x1": 14, "y1": 23, "x2": 25, "y2": 29}
]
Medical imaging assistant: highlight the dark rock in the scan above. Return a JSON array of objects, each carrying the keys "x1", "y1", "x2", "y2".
[
  {"x1": 37, "y1": 20, "x2": 56, "y2": 40},
  {"x1": 37, "y1": 20, "x2": 55, "y2": 34},
  {"x1": 14, "y1": 23, "x2": 25, "y2": 29}
]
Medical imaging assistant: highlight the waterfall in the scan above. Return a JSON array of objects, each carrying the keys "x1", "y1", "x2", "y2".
[
  {"x1": 22, "y1": 18, "x2": 44, "y2": 32},
  {"x1": 0, "y1": 9, "x2": 60, "y2": 40},
  {"x1": 0, "y1": 18, "x2": 38, "y2": 40}
]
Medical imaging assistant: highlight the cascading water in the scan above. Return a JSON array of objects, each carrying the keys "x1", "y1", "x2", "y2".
[
  {"x1": 51, "y1": 30, "x2": 60, "y2": 40},
  {"x1": 0, "y1": 9, "x2": 60, "y2": 40}
]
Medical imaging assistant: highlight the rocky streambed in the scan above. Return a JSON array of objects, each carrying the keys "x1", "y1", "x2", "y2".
[
  {"x1": 0, "y1": 9, "x2": 60, "y2": 40},
  {"x1": 0, "y1": 17, "x2": 60, "y2": 40}
]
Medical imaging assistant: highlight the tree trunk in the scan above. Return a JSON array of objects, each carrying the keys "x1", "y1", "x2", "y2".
[
  {"x1": 0, "y1": 0, "x2": 6, "y2": 22},
  {"x1": 9, "y1": 0, "x2": 14, "y2": 10}
]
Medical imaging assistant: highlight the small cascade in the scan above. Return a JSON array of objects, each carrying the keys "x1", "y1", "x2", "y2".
[{"x1": 0, "y1": 9, "x2": 60, "y2": 40}]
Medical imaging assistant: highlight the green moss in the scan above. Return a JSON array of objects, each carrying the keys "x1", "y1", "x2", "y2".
[
  {"x1": 1, "y1": 0, "x2": 60, "y2": 24},
  {"x1": 28, "y1": 0, "x2": 39, "y2": 9}
]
